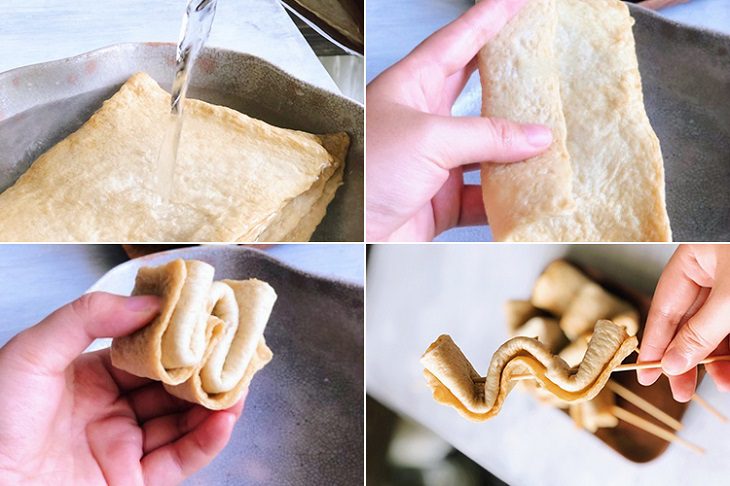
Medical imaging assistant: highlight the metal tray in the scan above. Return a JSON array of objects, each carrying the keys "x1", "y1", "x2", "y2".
[
  {"x1": 282, "y1": 0, "x2": 364, "y2": 55},
  {"x1": 89, "y1": 245, "x2": 364, "y2": 485},
  {"x1": 628, "y1": 5, "x2": 730, "y2": 241},
  {"x1": 0, "y1": 43, "x2": 364, "y2": 242}
]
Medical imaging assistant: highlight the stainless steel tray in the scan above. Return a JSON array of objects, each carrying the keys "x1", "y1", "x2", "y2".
[
  {"x1": 0, "y1": 43, "x2": 364, "y2": 242},
  {"x1": 89, "y1": 245, "x2": 364, "y2": 485},
  {"x1": 629, "y1": 5, "x2": 730, "y2": 241}
]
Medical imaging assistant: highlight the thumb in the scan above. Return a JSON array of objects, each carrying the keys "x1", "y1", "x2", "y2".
[
  {"x1": 662, "y1": 286, "x2": 730, "y2": 376},
  {"x1": 2, "y1": 292, "x2": 160, "y2": 374},
  {"x1": 430, "y1": 115, "x2": 553, "y2": 170}
]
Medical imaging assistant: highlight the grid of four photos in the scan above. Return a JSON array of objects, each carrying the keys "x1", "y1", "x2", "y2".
[{"x1": 0, "y1": 0, "x2": 729, "y2": 485}]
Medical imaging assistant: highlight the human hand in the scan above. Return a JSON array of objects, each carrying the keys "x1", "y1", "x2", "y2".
[
  {"x1": 638, "y1": 0, "x2": 689, "y2": 10},
  {"x1": 638, "y1": 244, "x2": 730, "y2": 402},
  {"x1": 366, "y1": 0, "x2": 553, "y2": 242},
  {"x1": 0, "y1": 292, "x2": 244, "y2": 485}
]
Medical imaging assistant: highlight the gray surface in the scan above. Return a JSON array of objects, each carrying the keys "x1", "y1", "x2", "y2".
[
  {"x1": 0, "y1": 244, "x2": 363, "y2": 347},
  {"x1": 0, "y1": 244, "x2": 364, "y2": 484},
  {"x1": 642, "y1": 0, "x2": 730, "y2": 37},
  {"x1": 0, "y1": 245, "x2": 130, "y2": 343},
  {"x1": 631, "y1": 5, "x2": 730, "y2": 241},
  {"x1": 367, "y1": 0, "x2": 730, "y2": 242},
  {"x1": 367, "y1": 244, "x2": 730, "y2": 485},
  {"x1": 0, "y1": 0, "x2": 338, "y2": 93},
  {"x1": 0, "y1": 44, "x2": 364, "y2": 242}
]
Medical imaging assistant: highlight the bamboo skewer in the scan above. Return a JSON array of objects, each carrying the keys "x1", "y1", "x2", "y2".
[
  {"x1": 498, "y1": 373, "x2": 705, "y2": 452},
  {"x1": 482, "y1": 369, "x2": 730, "y2": 429},
  {"x1": 467, "y1": 337, "x2": 720, "y2": 452},
  {"x1": 475, "y1": 352, "x2": 730, "y2": 425},
  {"x1": 502, "y1": 354, "x2": 730, "y2": 382},
  {"x1": 624, "y1": 350, "x2": 729, "y2": 424},
  {"x1": 611, "y1": 406, "x2": 704, "y2": 454},
  {"x1": 607, "y1": 380, "x2": 683, "y2": 431},
  {"x1": 498, "y1": 372, "x2": 687, "y2": 431},
  {"x1": 692, "y1": 394, "x2": 730, "y2": 423},
  {"x1": 505, "y1": 374, "x2": 534, "y2": 382},
  {"x1": 613, "y1": 355, "x2": 730, "y2": 372}
]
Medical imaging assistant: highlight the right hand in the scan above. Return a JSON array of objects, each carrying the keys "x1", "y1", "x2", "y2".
[{"x1": 638, "y1": 244, "x2": 730, "y2": 402}]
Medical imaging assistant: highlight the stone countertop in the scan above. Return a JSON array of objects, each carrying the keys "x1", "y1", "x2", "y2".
[{"x1": 0, "y1": 0, "x2": 338, "y2": 93}]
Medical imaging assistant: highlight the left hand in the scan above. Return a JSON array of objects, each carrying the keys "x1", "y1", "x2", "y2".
[
  {"x1": 0, "y1": 292, "x2": 244, "y2": 485},
  {"x1": 366, "y1": 0, "x2": 553, "y2": 241},
  {"x1": 638, "y1": 0, "x2": 689, "y2": 10}
]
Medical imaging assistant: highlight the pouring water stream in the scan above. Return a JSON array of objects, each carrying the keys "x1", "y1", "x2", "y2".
[{"x1": 156, "y1": 0, "x2": 218, "y2": 201}]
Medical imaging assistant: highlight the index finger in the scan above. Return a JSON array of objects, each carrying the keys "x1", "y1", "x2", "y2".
[
  {"x1": 638, "y1": 247, "x2": 704, "y2": 385},
  {"x1": 94, "y1": 348, "x2": 154, "y2": 392},
  {"x1": 2, "y1": 292, "x2": 160, "y2": 375},
  {"x1": 408, "y1": 0, "x2": 530, "y2": 77}
]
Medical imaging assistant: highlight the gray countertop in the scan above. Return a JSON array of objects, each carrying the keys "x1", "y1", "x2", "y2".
[
  {"x1": 0, "y1": 244, "x2": 363, "y2": 346},
  {"x1": 0, "y1": 0, "x2": 338, "y2": 93}
]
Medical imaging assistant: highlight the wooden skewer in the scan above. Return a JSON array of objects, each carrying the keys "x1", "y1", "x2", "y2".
[
  {"x1": 506, "y1": 374, "x2": 534, "y2": 382},
  {"x1": 500, "y1": 354, "x2": 730, "y2": 382},
  {"x1": 613, "y1": 355, "x2": 730, "y2": 372},
  {"x1": 692, "y1": 393, "x2": 730, "y2": 423},
  {"x1": 479, "y1": 365, "x2": 729, "y2": 426},
  {"x1": 607, "y1": 380, "x2": 683, "y2": 431},
  {"x1": 502, "y1": 372, "x2": 686, "y2": 431},
  {"x1": 611, "y1": 406, "x2": 704, "y2": 454}
]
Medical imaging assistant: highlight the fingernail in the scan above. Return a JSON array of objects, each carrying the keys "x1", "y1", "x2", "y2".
[
  {"x1": 637, "y1": 372, "x2": 657, "y2": 386},
  {"x1": 663, "y1": 349, "x2": 690, "y2": 375},
  {"x1": 125, "y1": 295, "x2": 160, "y2": 312},
  {"x1": 522, "y1": 124, "x2": 552, "y2": 148}
]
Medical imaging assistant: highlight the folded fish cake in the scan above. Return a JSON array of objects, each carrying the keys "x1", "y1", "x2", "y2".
[
  {"x1": 0, "y1": 72, "x2": 348, "y2": 242},
  {"x1": 111, "y1": 259, "x2": 276, "y2": 410},
  {"x1": 421, "y1": 320, "x2": 637, "y2": 421},
  {"x1": 479, "y1": 0, "x2": 671, "y2": 241}
]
